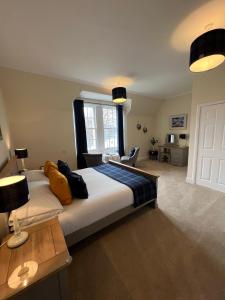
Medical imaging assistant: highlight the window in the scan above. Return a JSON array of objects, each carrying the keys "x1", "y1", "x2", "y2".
[
  {"x1": 103, "y1": 106, "x2": 118, "y2": 151},
  {"x1": 84, "y1": 105, "x2": 97, "y2": 151},
  {"x1": 84, "y1": 103, "x2": 118, "y2": 153}
]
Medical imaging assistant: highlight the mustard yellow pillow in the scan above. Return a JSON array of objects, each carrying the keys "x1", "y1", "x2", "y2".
[
  {"x1": 44, "y1": 160, "x2": 51, "y2": 176},
  {"x1": 44, "y1": 161, "x2": 58, "y2": 177},
  {"x1": 48, "y1": 168, "x2": 72, "y2": 205}
]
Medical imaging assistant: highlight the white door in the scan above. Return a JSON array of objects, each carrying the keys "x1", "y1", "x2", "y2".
[{"x1": 196, "y1": 102, "x2": 225, "y2": 193}]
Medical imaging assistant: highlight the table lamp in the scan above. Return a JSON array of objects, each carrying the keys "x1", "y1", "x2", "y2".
[
  {"x1": 15, "y1": 148, "x2": 28, "y2": 171},
  {"x1": 0, "y1": 175, "x2": 29, "y2": 248}
]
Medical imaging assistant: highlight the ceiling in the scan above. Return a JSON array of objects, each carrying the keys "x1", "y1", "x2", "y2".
[{"x1": 0, "y1": 0, "x2": 224, "y2": 98}]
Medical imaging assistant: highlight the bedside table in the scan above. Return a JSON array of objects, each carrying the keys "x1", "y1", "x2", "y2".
[
  {"x1": 0, "y1": 217, "x2": 72, "y2": 300},
  {"x1": 149, "y1": 150, "x2": 158, "y2": 160}
]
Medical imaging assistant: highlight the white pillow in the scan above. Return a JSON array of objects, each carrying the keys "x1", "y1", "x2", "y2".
[
  {"x1": 9, "y1": 181, "x2": 64, "y2": 227},
  {"x1": 22, "y1": 170, "x2": 48, "y2": 182}
]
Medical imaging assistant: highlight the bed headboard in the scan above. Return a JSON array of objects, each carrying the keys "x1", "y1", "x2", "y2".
[{"x1": 0, "y1": 156, "x2": 18, "y2": 178}]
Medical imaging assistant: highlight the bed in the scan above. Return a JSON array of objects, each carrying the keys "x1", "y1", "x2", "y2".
[{"x1": 0, "y1": 159, "x2": 159, "y2": 246}]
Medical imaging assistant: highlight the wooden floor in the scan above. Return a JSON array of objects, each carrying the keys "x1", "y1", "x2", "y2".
[{"x1": 68, "y1": 161, "x2": 225, "y2": 300}]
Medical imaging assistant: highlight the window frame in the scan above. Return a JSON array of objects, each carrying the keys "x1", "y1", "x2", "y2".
[
  {"x1": 102, "y1": 105, "x2": 118, "y2": 152},
  {"x1": 84, "y1": 102, "x2": 118, "y2": 154},
  {"x1": 83, "y1": 104, "x2": 97, "y2": 151}
]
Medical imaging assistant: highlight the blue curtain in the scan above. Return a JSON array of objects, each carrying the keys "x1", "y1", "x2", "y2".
[
  {"x1": 74, "y1": 100, "x2": 88, "y2": 169},
  {"x1": 117, "y1": 105, "x2": 125, "y2": 157}
]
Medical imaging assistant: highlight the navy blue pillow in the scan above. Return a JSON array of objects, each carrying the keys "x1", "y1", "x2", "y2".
[
  {"x1": 57, "y1": 160, "x2": 71, "y2": 177},
  {"x1": 129, "y1": 147, "x2": 135, "y2": 157},
  {"x1": 67, "y1": 172, "x2": 88, "y2": 199}
]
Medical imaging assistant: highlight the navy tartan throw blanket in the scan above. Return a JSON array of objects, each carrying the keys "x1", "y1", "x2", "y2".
[{"x1": 94, "y1": 164, "x2": 157, "y2": 207}]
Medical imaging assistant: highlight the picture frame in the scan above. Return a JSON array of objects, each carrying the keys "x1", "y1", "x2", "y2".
[{"x1": 169, "y1": 114, "x2": 187, "y2": 129}]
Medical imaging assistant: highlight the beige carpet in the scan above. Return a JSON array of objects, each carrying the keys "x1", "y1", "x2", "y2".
[{"x1": 68, "y1": 161, "x2": 225, "y2": 300}]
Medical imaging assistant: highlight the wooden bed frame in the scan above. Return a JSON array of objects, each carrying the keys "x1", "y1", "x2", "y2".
[
  {"x1": 0, "y1": 158, "x2": 159, "y2": 246},
  {"x1": 66, "y1": 160, "x2": 159, "y2": 245}
]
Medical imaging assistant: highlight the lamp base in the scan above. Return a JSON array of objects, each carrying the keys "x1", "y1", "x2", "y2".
[
  {"x1": 19, "y1": 169, "x2": 28, "y2": 174},
  {"x1": 7, "y1": 231, "x2": 29, "y2": 248}
]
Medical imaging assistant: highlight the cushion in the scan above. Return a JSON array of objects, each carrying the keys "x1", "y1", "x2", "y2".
[
  {"x1": 129, "y1": 147, "x2": 135, "y2": 157},
  {"x1": 44, "y1": 161, "x2": 58, "y2": 177},
  {"x1": 23, "y1": 170, "x2": 48, "y2": 182},
  {"x1": 67, "y1": 172, "x2": 88, "y2": 199},
  {"x1": 8, "y1": 181, "x2": 64, "y2": 227},
  {"x1": 121, "y1": 156, "x2": 130, "y2": 161},
  {"x1": 48, "y1": 168, "x2": 72, "y2": 205},
  {"x1": 57, "y1": 160, "x2": 71, "y2": 177}
]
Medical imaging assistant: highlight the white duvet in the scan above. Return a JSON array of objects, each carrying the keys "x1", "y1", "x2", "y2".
[
  {"x1": 9, "y1": 180, "x2": 64, "y2": 227},
  {"x1": 10, "y1": 168, "x2": 133, "y2": 236},
  {"x1": 59, "y1": 168, "x2": 133, "y2": 236}
]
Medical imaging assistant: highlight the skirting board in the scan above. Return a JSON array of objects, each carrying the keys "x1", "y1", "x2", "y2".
[{"x1": 186, "y1": 177, "x2": 195, "y2": 184}]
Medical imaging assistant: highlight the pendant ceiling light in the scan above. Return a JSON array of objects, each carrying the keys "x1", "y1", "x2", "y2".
[
  {"x1": 112, "y1": 87, "x2": 127, "y2": 104},
  {"x1": 189, "y1": 28, "x2": 225, "y2": 72}
]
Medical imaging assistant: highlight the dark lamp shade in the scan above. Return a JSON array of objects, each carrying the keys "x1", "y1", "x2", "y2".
[
  {"x1": 15, "y1": 148, "x2": 28, "y2": 159},
  {"x1": 190, "y1": 28, "x2": 225, "y2": 72},
  {"x1": 0, "y1": 175, "x2": 29, "y2": 213},
  {"x1": 112, "y1": 87, "x2": 127, "y2": 104}
]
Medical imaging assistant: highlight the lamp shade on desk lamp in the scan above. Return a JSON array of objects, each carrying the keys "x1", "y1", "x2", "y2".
[
  {"x1": 15, "y1": 148, "x2": 28, "y2": 159},
  {"x1": 15, "y1": 148, "x2": 28, "y2": 171},
  {"x1": 0, "y1": 175, "x2": 29, "y2": 248}
]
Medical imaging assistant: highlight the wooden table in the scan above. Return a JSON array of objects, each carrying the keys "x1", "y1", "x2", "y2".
[
  {"x1": 158, "y1": 145, "x2": 188, "y2": 166},
  {"x1": 0, "y1": 217, "x2": 72, "y2": 300}
]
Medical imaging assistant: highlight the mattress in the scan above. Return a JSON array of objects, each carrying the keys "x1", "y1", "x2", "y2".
[{"x1": 59, "y1": 168, "x2": 133, "y2": 236}]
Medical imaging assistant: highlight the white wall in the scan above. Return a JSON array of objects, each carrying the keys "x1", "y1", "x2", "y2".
[
  {"x1": 187, "y1": 64, "x2": 225, "y2": 182},
  {"x1": 0, "y1": 89, "x2": 12, "y2": 168},
  {"x1": 154, "y1": 93, "x2": 192, "y2": 145},
  {"x1": 0, "y1": 67, "x2": 162, "y2": 169},
  {"x1": 126, "y1": 114, "x2": 154, "y2": 161}
]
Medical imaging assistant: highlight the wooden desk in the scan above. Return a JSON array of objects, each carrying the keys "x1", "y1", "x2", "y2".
[
  {"x1": 0, "y1": 217, "x2": 72, "y2": 300},
  {"x1": 158, "y1": 145, "x2": 188, "y2": 166}
]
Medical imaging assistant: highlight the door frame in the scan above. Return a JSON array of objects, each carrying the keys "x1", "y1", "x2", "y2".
[{"x1": 192, "y1": 100, "x2": 225, "y2": 184}]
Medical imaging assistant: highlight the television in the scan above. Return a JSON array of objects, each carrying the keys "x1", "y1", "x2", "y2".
[{"x1": 166, "y1": 134, "x2": 177, "y2": 145}]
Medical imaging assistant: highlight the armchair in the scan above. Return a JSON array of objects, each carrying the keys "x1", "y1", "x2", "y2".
[{"x1": 120, "y1": 146, "x2": 140, "y2": 167}]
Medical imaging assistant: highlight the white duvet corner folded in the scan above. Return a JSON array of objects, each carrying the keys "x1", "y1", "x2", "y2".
[{"x1": 9, "y1": 181, "x2": 64, "y2": 227}]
